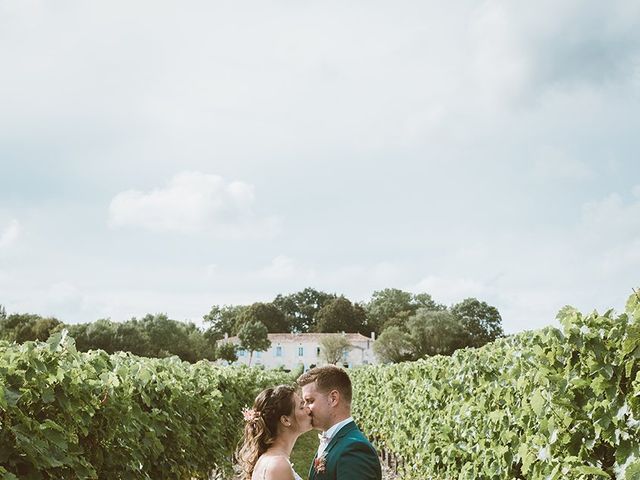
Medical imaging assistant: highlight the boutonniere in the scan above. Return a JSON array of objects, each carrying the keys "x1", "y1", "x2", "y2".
[{"x1": 314, "y1": 453, "x2": 327, "y2": 474}]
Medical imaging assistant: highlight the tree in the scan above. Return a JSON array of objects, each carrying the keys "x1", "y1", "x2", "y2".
[
  {"x1": 66, "y1": 323, "x2": 90, "y2": 350},
  {"x1": 451, "y1": 298, "x2": 504, "y2": 348},
  {"x1": 237, "y1": 320, "x2": 271, "y2": 366},
  {"x1": 365, "y1": 288, "x2": 445, "y2": 334},
  {"x1": 315, "y1": 296, "x2": 366, "y2": 333},
  {"x1": 31, "y1": 317, "x2": 63, "y2": 341},
  {"x1": 203, "y1": 304, "x2": 247, "y2": 336},
  {"x1": 84, "y1": 319, "x2": 117, "y2": 353},
  {"x1": 236, "y1": 302, "x2": 289, "y2": 333},
  {"x1": 406, "y1": 309, "x2": 466, "y2": 358},
  {"x1": 185, "y1": 325, "x2": 216, "y2": 362},
  {"x1": 113, "y1": 319, "x2": 150, "y2": 357},
  {"x1": 272, "y1": 288, "x2": 337, "y2": 333},
  {"x1": 319, "y1": 334, "x2": 352, "y2": 365},
  {"x1": 373, "y1": 326, "x2": 412, "y2": 363},
  {"x1": 216, "y1": 342, "x2": 238, "y2": 363},
  {"x1": 0, "y1": 313, "x2": 62, "y2": 343},
  {"x1": 65, "y1": 314, "x2": 215, "y2": 363}
]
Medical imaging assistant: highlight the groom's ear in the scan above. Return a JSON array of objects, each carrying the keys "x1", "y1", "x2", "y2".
[{"x1": 328, "y1": 389, "x2": 340, "y2": 406}]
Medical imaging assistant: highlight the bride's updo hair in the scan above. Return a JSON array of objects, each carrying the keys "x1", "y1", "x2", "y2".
[{"x1": 235, "y1": 384, "x2": 297, "y2": 480}]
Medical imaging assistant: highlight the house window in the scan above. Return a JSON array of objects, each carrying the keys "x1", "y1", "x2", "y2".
[
  {"x1": 276, "y1": 346, "x2": 283, "y2": 357},
  {"x1": 298, "y1": 346, "x2": 304, "y2": 357},
  {"x1": 238, "y1": 349, "x2": 245, "y2": 357},
  {"x1": 316, "y1": 347, "x2": 321, "y2": 357},
  {"x1": 256, "y1": 351, "x2": 262, "y2": 358}
]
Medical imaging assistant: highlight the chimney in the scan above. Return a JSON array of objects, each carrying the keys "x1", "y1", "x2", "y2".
[
  {"x1": 224, "y1": 332, "x2": 229, "y2": 340},
  {"x1": 370, "y1": 331, "x2": 375, "y2": 341}
]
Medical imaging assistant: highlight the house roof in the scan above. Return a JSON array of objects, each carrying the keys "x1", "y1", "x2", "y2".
[{"x1": 225, "y1": 332, "x2": 373, "y2": 343}]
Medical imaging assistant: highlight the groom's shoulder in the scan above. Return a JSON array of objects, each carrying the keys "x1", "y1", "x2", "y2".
[{"x1": 342, "y1": 429, "x2": 377, "y2": 454}]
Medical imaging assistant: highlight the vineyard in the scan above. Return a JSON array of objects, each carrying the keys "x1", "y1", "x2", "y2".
[
  {"x1": 1, "y1": 292, "x2": 639, "y2": 479},
  {"x1": 351, "y1": 293, "x2": 640, "y2": 479},
  {"x1": 0, "y1": 334, "x2": 290, "y2": 479}
]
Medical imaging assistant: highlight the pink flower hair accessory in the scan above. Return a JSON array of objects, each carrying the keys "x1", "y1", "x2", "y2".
[{"x1": 242, "y1": 407, "x2": 261, "y2": 423}]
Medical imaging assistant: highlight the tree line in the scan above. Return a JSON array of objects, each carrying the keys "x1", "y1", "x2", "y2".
[{"x1": 0, "y1": 287, "x2": 504, "y2": 364}]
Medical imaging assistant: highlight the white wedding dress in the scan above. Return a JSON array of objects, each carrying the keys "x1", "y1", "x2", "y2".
[{"x1": 258, "y1": 456, "x2": 302, "y2": 480}]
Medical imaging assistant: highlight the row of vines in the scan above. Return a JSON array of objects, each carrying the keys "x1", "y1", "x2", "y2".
[
  {"x1": 0, "y1": 332, "x2": 290, "y2": 479},
  {"x1": 351, "y1": 293, "x2": 640, "y2": 479},
  {"x1": 3, "y1": 294, "x2": 639, "y2": 479}
]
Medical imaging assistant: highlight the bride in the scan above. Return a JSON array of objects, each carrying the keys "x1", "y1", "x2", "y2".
[{"x1": 236, "y1": 385, "x2": 312, "y2": 480}]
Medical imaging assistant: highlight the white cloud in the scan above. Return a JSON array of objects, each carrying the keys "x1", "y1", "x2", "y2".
[
  {"x1": 581, "y1": 188, "x2": 640, "y2": 239},
  {"x1": 470, "y1": 2, "x2": 531, "y2": 108},
  {"x1": 531, "y1": 146, "x2": 594, "y2": 181},
  {"x1": 253, "y1": 255, "x2": 300, "y2": 281},
  {"x1": 412, "y1": 275, "x2": 489, "y2": 306},
  {"x1": 600, "y1": 240, "x2": 640, "y2": 273},
  {"x1": 0, "y1": 219, "x2": 20, "y2": 249},
  {"x1": 108, "y1": 172, "x2": 279, "y2": 237},
  {"x1": 578, "y1": 188, "x2": 640, "y2": 279},
  {"x1": 44, "y1": 282, "x2": 86, "y2": 311},
  {"x1": 0, "y1": 2, "x2": 638, "y2": 336}
]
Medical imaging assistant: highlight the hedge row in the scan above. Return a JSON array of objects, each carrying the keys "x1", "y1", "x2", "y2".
[
  {"x1": 0, "y1": 332, "x2": 290, "y2": 479},
  {"x1": 352, "y1": 293, "x2": 640, "y2": 479}
]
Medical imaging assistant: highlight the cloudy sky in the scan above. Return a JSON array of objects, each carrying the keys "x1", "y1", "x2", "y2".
[{"x1": 1, "y1": 0, "x2": 639, "y2": 333}]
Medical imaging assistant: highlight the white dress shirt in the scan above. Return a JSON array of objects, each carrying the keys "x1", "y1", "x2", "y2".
[{"x1": 317, "y1": 416, "x2": 354, "y2": 457}]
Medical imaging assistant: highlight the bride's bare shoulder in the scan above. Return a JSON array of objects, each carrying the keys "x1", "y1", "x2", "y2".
[{"x1": 261, "y1": 456, "x2": 294, "y2": 480}]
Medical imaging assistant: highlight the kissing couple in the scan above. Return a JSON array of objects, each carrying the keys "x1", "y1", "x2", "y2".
[{"x1": 236, "y1": 365, "x2": 382, "y2": 480}]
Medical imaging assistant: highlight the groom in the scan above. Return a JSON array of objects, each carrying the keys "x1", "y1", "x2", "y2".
[{"x1": 297, "y1": 365, "x2": 382, "y2": 480}]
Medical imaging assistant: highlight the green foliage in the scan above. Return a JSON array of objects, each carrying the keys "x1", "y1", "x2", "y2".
[
  {"x1": 237, "y1": 320, "x2": 271, "y2": 366},
  {"x1": 451, "y1": 297, "x2": 505, "y2": 347},
  {"x1": 0, "y1": 313, "x2": 62, "y2": 343},
  {"x1": 365, "y1": 288, "x2": 445, "y2": 334},
  {"x1": 319, "y1": 334, "x2": 352, "y2": 365},
  {"x1": 315, "y1": 296, "x2": 367, "y2": 333},
  {"x1": 406, "y1": 309, "x2": 466, "y2": 358},
  {"x1": 272, "y1": 287, "x2": 337, "y2": 333},
  {"x1": 203, "y1": 304, "x2": 247, "y2": 336},
  {"x1": 236, "y1": 302, "x2": 289, "y2": 334},
  {"x1": 372, "y1": 326, "x2": 412, "y2": 363},
  {"x1": 63, "y1": 315, "x2": 216, "y2": 363},
  {"x1": 0, "y1": 331, "x2": 290, "y2": 479},
  {"x1": 216, "y1": 342, "x2": 238, "y2": 363},
  {"x1": 352, "y1": 291, "x2": 640, "y2": 479}
]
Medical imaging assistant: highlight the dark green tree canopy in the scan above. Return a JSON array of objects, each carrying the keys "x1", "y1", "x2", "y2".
[
  {"x1": 406, "y1": 309, "x2": 466, "y2": 358},
  {"x1": 315, "y1": 296, "x2": 367, "y2": 333},
  {"x1": 0, "y1": 313, "x2": 62, "y2": 343},
  {"x1": 63, "y1": 314, "x2": 217, "y2": 363},
  {"x1": 236, "y1": 302, "x2": 289, "y2": 333},
  {"x1": 451, "y1": 297, "x2": 504, "y2": 348},
  {"x1": 272, "y1": 287, "x2": 337, "y2": 333},
  {"x1": 366, "y1": 288, "x2": 445, "y2": 334},
  {"x1": 237, "y1": 320, "x2": 271, "y2": 366},
  {"x1": 373, "y1": 326, "x2": 413, "y2": 363},
  {"x1": 203, "y1": 304, "x2": 247, "y2": 336},
  {"x1": 216, "y1": 342, "x2": 238, "y2": 363}
]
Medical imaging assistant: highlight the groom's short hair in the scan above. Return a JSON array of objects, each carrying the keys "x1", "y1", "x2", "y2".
[{"x1": 297, "y1": 365, "x2": 352, "y2": 403}]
